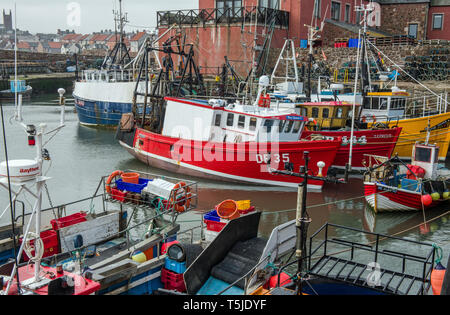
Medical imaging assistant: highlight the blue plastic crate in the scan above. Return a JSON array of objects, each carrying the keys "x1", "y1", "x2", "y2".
[
  {"x1": 203, "y1": 209, "x2": 220, "y2": 222},
  {"x1": 401, "y1": 178, "x2": 420, "y2": 192},
  {"x1": 116, "y1": 178, "x2": 152, "y2": 193},
  {"x1": 165, "y1": 257, "x2": 186, "y2": 274},
  {"x1": 300, "y1": 39, "x2": 308, "y2": 49}
]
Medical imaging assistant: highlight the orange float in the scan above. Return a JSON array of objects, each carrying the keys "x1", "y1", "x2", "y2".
[{"x1": 169, "y1": 182, "x2": 192, "y2": 213}]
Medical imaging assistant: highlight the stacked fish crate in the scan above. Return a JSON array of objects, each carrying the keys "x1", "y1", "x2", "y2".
[{"x1": 203, "y1": 200, "x2": 256, "y2": 242}]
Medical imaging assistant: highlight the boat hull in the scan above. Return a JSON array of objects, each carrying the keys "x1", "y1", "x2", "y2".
[
  {"x1": 301, "y1": 128, "x2": 402, "y2": 170},
  {"x1": 73, "y1": 81, "x2": 140, "y2": 127},
  {"x1": 368, "y1": 112, "x2": 450, "y2": 161},
  {"x1": 364, "y1": 182, "x2": 443, "y2": 212},
  {"x1": 118, "y1": 128, "x2": 342, "y2": 190}
]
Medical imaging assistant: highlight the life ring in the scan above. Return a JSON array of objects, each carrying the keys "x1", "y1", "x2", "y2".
[
  {"x1": 106, "y1": 170, "x2": 124, "y2": 194},
  {"x1": 169, "y1": 182, "x2": 192, "y2": 213}
]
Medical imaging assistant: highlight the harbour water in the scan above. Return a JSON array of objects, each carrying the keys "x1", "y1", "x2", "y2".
[{"x1": 0, "y1": 95, "x2": 449, "y2": 274}]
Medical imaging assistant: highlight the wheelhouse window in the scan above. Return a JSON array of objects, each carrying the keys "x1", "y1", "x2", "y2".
[
  {"x1": 292, "y1": 121, "x2": 302, "y2": 133},
  {"x1": 226, "y1": 113, "x2": 234, "y2": 127},
  {"x1": 279, "y1": 120, "x2": 286, "y2": 132},
  {"x1": 249, "y1": 117, "x2": 257, "y2": 131},
  {"x1": 311, "y1": 107, "x2": 319, "y2": 118},
  {"x1": 336, "y1": 107, "x2": 343, "y2": 118},
  {"x1": 379, "y1": 98, "x2": 388, "y2": 110},
  {"x1": 415, "y1": 147, "x2": 432, "y2": 163},
  {"x1": 331, "y1": 1, "x2": 341, "y2": 21},
  {"x1": 264, "y1": 119, "x2": 274, "y2": 133},
  {"x1": 238, "y1": 115, "x2": 246, "y2": 129},
  {"x1": 391, "y1": 98, "x2": 406, "y2": 110},
  {"x1": 284, "y1": 121, "x2": 294, "y2": 133},
  {"x1": 214, "y1": 114, "x2": 222, "y2": 127},
  {"x1": 322, "y1": 108, "x2": 330, "y2": 118},
  {"x1": 433, "y1": 14, "x2": 443, "y2": 30}
]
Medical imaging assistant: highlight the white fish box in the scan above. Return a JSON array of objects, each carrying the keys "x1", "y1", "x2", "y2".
[{"x1": 142, "y1": 178, "x2": 177, "y2": 200}]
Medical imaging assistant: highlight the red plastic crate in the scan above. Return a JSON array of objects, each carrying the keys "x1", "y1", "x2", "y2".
[
  {"x1": 161, "y1": 268, "x2": 186, "y2": 292},
  {"x1": 204, "y1": 219, "x2": 226, "y2": 232},
  {"x1": 111, "y1": 188, "x2": 127, "y2": 202},
  {"x1": 238, "y1": 206, "x2": 256, "y2": 215},
  {"x1": 51, "y1": 212, "x2": 87, "y2": 231},
  {"x1": 20, "y1": 230, "x2": 59, "y2": 262}
]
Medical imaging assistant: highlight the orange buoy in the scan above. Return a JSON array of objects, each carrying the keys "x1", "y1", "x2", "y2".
[
  {"x1": 105, "y1": 170, "x2": 124, "y2": 194},
  {"x1": 421, "y1": 194, "x2": 433, "y2": 207},
  {"x1": 169, "y1": 182, "x2": 192, "y2": 213},
  {"x1": 431, "y1": 262, "x2": 446, "y2": 295},
  {"x1": 268, "y1": 273, "x2": 292, "y2": 289}
]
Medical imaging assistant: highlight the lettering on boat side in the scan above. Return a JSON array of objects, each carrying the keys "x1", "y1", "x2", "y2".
[
  {"x1": 420, "y1": 119, "x2": 450, "y2": 133},
  {"x1": 183, "y1": 299, "x2": 267, "y2": 312}
]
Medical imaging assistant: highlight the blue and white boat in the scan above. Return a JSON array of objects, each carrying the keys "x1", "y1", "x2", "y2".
[{"x1": 73, "y1": 69, "x2": 145, "y2": 127}]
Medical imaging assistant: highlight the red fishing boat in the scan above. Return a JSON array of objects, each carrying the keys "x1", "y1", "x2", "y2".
[
  {"x1": 363, "y1": 141, "x2": 450, "y2": 212},
  {"x1": 297, "y1": 101, "x2": 402, "y2": 170},
  {"x1": 117, "y1": 94, "x2": 343, "y2": 190}
]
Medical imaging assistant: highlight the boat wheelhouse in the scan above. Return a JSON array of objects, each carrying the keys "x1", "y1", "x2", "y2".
[
  {"x1": 296, "y1": 100, "x2": 402, "y2": 170},
  {"x1": 361, "y1": 88, "x2": 410, "y2": 122}
]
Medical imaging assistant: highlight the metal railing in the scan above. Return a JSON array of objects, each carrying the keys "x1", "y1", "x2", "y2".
[
  {"x1": 307, "y1": 223, "x2": 437, "y2": 295},
  {"x1": 157, "y1": 6, "x2": 289, "y2": 29}
]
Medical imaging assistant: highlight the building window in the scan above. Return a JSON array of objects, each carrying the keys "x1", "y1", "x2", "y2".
[
  {"x1": 433, "y1": 14, "x2": 443, "y2": 30},
  {"x1": 314, "y1": 0, "x2": 321, "y2": 18},
  {"x1": 331, "y1": 1, "x2": 341, "y2": 21},
  {"x1": 408, "y1": 23, "x2": 418, "y2": 39},
  {"x1": 217, "y1": 0, "x2": 242, "y2": 17},
  {"x1": 260, "y1": 0, "x2": 280, "y2": 9},
  {"x1": 345, "y1": 4, "x2": 351, "y2": 23}
]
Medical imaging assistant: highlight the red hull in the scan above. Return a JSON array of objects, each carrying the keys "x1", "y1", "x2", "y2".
[
  {"x1": 364, "y1": 182, "x2": 443, "y2": 212},
  {"x1": 121, "y1": 128, "x2": 342, "y2": 190},
  {"x1": 301, "y1": 128, "x2": 402, "y2": 170}
]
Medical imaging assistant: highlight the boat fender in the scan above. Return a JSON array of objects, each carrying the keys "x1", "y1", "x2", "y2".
[
  {"x1": 431, "y1": 245, "x2": 446, "y2": 295},
  {"x1": 105, "y1": 170, "x2": 124, "y2": 194},
  {"x1": 443, "y1": 190, "x2": 450, "y2": 200},
  {"x1": 421, "y1": 194, "x2": 433, "y2": 207},
  {"x1": 264, "y1": 273, "x2": 292, "y2": 289}
]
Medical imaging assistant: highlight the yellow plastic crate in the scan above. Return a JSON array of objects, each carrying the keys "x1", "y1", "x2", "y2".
[{"x1": 236, "y1": 200, "x2": 251, "y2": 211}]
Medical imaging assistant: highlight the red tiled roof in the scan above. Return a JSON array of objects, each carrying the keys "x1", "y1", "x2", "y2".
[
  {"x1": 91, "y1": 34, "x2": 110, "y2": 42},
  {"x1": 17, "y1": 42, "x2": 30, "y2": 49},
  {"x1": 48, "y1": 41, "x2": 63, "y2": 49},
  {"x1": 62, "y1": 33, "x2": 83, "y2": 41},
  {"x1": 130, "y1": 31, "x2": 147, "y2": 42}
]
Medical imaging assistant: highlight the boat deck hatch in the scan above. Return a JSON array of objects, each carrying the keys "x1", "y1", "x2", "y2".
[{"x1": 307, "y1": 223, "x2": 437, "y2": 295}]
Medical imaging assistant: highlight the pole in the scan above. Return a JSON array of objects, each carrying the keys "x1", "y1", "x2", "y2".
[
  {"x1": 349, "y1": 28, "x2": 362, "y2": 171},
  {"x1": 14, "y1": 2, "x2": 17, "y2": 113},
  {"x1": 296, "y1": 151, "x2": 310, "y2": 295}
]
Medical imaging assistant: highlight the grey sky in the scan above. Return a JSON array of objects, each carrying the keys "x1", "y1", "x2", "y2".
[{"x1": 2, "y1": 0, "x2": 198, "y2": 34}]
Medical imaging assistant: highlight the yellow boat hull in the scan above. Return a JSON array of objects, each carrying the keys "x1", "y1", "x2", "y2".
[{"x1": 369, "y1": 112, "x2": 450, "y2": 161}]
